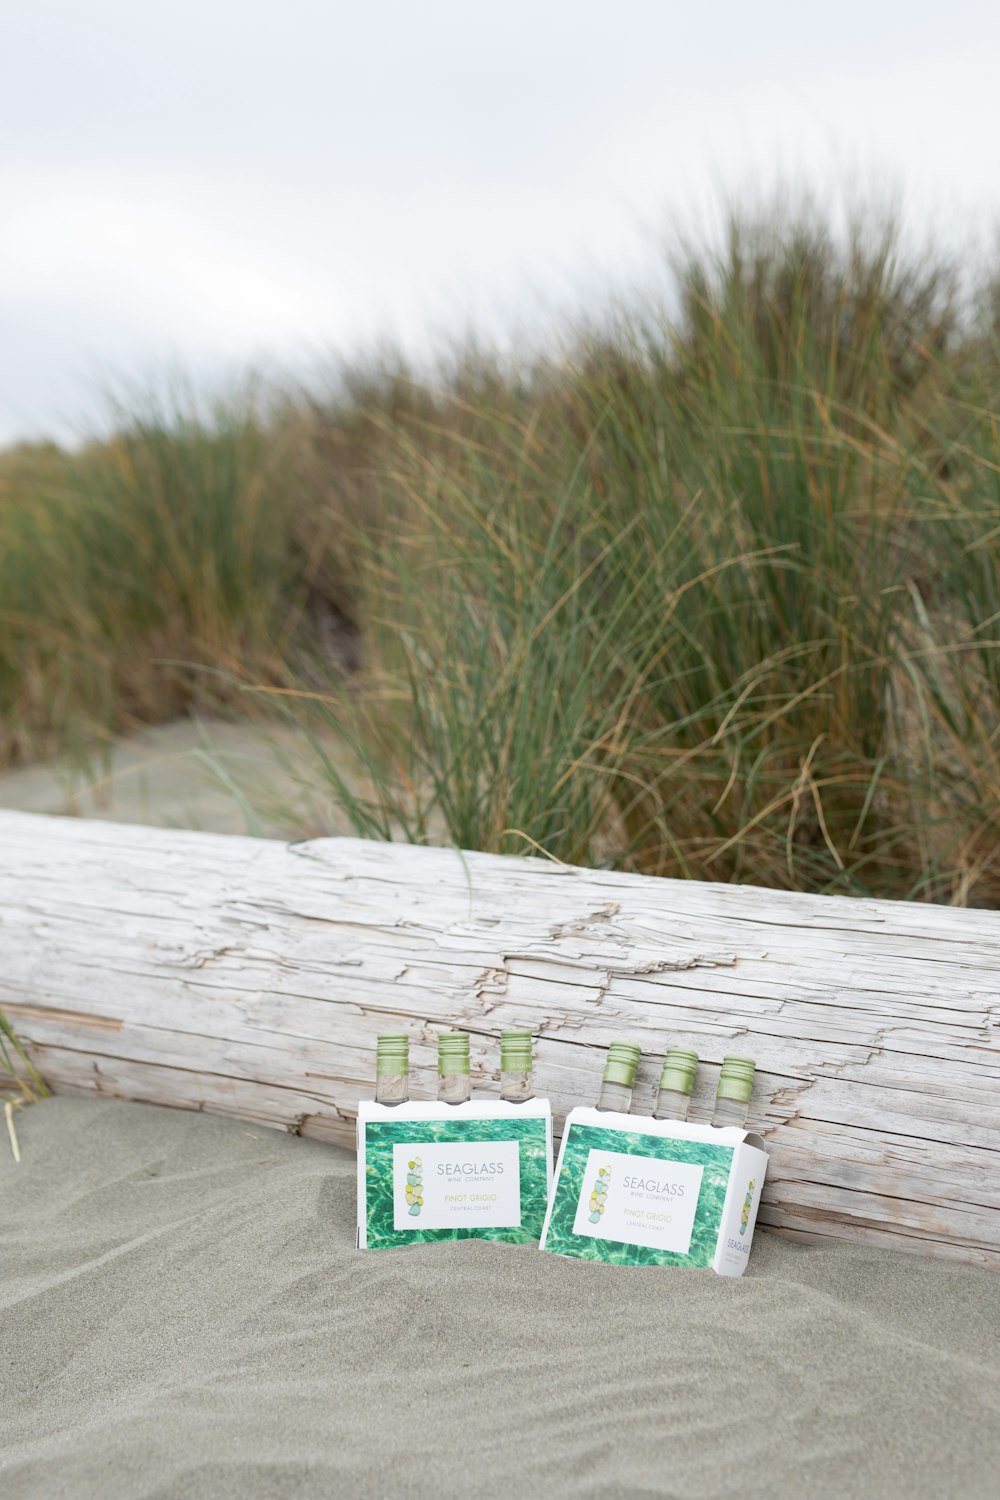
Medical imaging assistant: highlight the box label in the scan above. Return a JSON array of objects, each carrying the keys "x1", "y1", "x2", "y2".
[
  {"x1": 570, "y1": 1148, "x2": 703, "y2": 1254},
  {"x1": 392, "y1": 1139, "x2": 521, "y2": 1230}
]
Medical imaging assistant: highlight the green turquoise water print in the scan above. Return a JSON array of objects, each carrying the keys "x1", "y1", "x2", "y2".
[
  {"x1": 543, "y1": 1124, "x2": 734, "y2": 1268},
  {"x1": 365, "y1": 1117, "x2": 549, "y2": 1248}
]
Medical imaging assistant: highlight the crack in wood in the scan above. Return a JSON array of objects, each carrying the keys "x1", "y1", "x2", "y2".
[
  {"x1": 3, "y1": 1002, "x2": 124, "y2": 1032},
  {"x1": 548, "y1": 902, "x2": 622, "y2": 938}
]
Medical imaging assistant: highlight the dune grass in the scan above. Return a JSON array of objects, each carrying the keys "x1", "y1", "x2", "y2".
[
  {"x1": 0, "y1": 385, "x2": 346, "y2": 769},
  {"x1": 2, "y1": 205, "x2": 999, "y2": 904},
  {"x1": 0, "y1": 1008, "x2": 49, "y2": 1160}
]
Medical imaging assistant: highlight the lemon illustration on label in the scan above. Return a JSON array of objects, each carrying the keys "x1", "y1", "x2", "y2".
[
  {"x1": 405, "y1": 1155, "x2": 424, "y2": 1217},
  {"x1": 587, "y1": 1164, "x2": 611, "y2": 1224}
]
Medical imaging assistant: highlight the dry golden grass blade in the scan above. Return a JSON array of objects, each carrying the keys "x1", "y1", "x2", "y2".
[{"x1": 5, "y1": 1099, "x2": 21, "y2": 1164}]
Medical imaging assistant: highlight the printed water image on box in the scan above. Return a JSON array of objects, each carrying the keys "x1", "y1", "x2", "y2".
[
  {"x1": 358, "y1": 1101, "x2": 553, "y2": 1248},
  {"x1": 540, "y1": 1109, "x2": 767, "y2": 1274}
]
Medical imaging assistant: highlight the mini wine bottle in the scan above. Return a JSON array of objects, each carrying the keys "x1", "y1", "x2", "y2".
[
  {"x1": 438, "y1": 1031, "x2": 471, "y2": 1105},
  {"x1": 652, "y1": 1047, "x2": 698, "y2": 1121},
  {"x1": 375, "y1": 1033, "x2": 409, "y2": 1106},
  {"x1": 596, "y1": 1041, "x2": 641, "y2": 1112},
  {"x1": 711, "y1": 1055, "x2": 756, "y2": 1127},
  {"x1": 500, "y1": 1030, "x2": 534, "y2": 1102}
]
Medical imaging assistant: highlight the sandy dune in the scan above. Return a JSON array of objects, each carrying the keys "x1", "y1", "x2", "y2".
[{"x1": 0, "y1": 718, "x2": 358, "y2": 839}]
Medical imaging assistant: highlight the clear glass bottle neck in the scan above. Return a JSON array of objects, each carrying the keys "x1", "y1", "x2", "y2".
[
  {"x1": 653, "y1": 1087, "x2": 690, "y2": 1122},
  {"x1": 712, "y1": 1095, "x2": 748, "y2": 1128},
  {"x1": 375, "y1": 1074, "x2": 408, "y2": 1106},
  {"x1": 597, "y1": 1079, "x2": 633, "y2": 1112},
  {"x1": 500, "y1": 1069, "x2": 533, "y2": 1103},
  {"x1": 438, "y1": 1073, "x2": 471, "y2": 1105}
]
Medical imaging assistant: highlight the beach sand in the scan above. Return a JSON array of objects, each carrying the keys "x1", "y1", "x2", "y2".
[
  {"x1": 0, "y1": 718, "x2": 362, "y2": 839},
  {"x1": 3, "y1": 1098, "x2": 999, "y2": 1500}
]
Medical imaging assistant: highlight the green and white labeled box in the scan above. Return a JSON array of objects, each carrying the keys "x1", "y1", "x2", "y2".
[
  {"x1": 539, "y1": 1108, "x2": 767, "y2": 1275},
  {"x1": 357, "y1": 1100, "x2": 553, "y2": 1249}
]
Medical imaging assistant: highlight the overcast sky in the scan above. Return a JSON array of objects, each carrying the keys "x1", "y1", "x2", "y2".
[{"x1": 2, "y1": 0, "x2": 999, "y2": 445}]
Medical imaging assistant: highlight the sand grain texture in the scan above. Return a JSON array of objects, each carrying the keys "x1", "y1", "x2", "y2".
[{"x1": 3, "y1": 1098, "x2": 999, "y2": 1500}]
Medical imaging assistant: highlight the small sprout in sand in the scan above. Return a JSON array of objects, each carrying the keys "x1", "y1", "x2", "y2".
[{"x1": 0, "y1": 1007, "x2": 49, "y2": 1162}]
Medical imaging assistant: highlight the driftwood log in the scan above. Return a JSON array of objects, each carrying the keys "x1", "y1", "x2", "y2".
[{"x1": 1, "y1": 810, "x2": 998, "y2": 1266}]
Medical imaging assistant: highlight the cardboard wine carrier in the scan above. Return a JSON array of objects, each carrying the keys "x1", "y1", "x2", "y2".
[
  {"x1": 357, "y1": 1099, "x2": 553, "y2": 1249},
  {"x1": 539, "y1": 1107, "x2": 768, "y2": 1275}
]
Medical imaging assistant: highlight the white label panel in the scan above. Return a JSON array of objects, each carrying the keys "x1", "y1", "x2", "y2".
[
  {"x1": 392, "y1": 1140, "x2": 521, "y2": 1230},
  {"x1": 571, "y1": 1148, "x2": 703, "y2": 1254}
]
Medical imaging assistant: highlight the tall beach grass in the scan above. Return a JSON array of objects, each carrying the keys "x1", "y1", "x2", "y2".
[{"x1": 2, "y1": 205, "x2": 999, "y2": 904}]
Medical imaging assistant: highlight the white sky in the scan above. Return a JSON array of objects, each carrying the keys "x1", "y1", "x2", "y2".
[{"x1": 2, "y1": 0, "x2": 999, "y2": 444}]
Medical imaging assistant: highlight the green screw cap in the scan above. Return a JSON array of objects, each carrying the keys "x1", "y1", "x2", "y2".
[
  {"x1": 500, "y1": 1030, "x2": 533, "y2": 1070},
  {"x1": 716, "y1": 1054, "x2": 755, "y2": 1102},
  {"x1": 658, "y1": 1047, "x2": 698, "y2": 1095},
  {"x1": 438, "y1": 1031, "x2": 471, "y2": 1075},
  {"x1": 602, "y1": 1040, "x2": 641, "y2": 1088},
  {"x1": 376, "y1": 1033, "x2": 409, "y2": 1076}
]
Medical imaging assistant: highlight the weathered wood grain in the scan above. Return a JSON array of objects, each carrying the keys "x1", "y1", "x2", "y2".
[{"x1": 1, "y1": 810, "x2": 998, "y2": 1265}]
